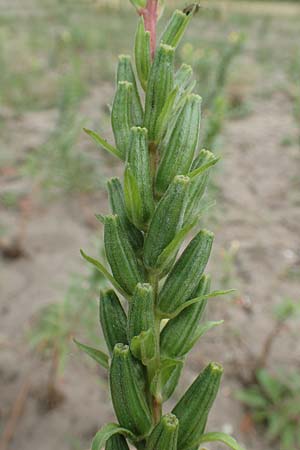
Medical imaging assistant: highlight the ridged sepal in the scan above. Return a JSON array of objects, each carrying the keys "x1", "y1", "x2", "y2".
[
  {"x1": 107, "y1": 177, "x2": 144, "y2": 253},
  {"x1": 104, "y1": 214, "x2": 144, "y2": 295},
  {"x1": 111, "y1": 81, "x2": 133, "y2": 158},
  {"x1": 156, "y1": 94, "x2": 201, "y2": 195},
  {"x1": 128, "y1": 283, "x2": 155, "y2": 340},
  {"x1": 144, "y1": 175, "x2": 190, "y2": 270},
  {"x1": 144, "y1": 43, "x2": 175, "y2": 141},
  {"x1": 135, "y1": 17, "x2": 151, "y2": 90},
  {"x1": 105, "y1": 434, "x2": 130, "y2": 450},
  {"x1": 146, "y1": 413, "x2": 179, "y2": 450},
  {"x1": 172, "y1": 362, "x2": 223, "y2": 450},
  {"x1": 125, "y1": 127, "x2": 154, "y2": 229},
  {"x1": 117, "y1": 54, "x2": 143, "y2": 126},
  {"x1": 99, "y1": 289, "x2": 128, "y2": 355},
  {"x1": 110, "y1": 344, "x2": 152, "y2": 437},
  {"x1": 160, "y1": 275, "x2": 210, "y2": 358},
  {"x1": 160, "y1": 9, "x2": 191, "y2": 48},
  {"x1": 157, "y1": 229, "x2": 214, "y2": 315}
]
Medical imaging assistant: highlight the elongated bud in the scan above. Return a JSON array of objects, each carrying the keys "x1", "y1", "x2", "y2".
[
  {"x1": 110, "y1": 344, "x2": 152, "y2": 436},
  {"x1": 172, "y1": 362, "x2": 223, "y2": 450},
  {"x1": 144, "y1": 43, "x2": 175, "y2": 141},
  {"x1": 160, "y1": 275, "x2": 210, "y2": 358},
  {"x1": 111, "y1": 81, "x2": 133, "y2": 158},
  {"x1": 99, "y1": 289, "x2": 128, "y2": 355},
  {"x1": 125, "y1": 127, "x2": 154, "y2": 229},
  {"x1": 144, "y1": 175, "x2": 189, "y2": 269},
  {"x1": 160, "y1": 9, "x2": 191, "y2": 48},
  {"x1": 147, "y1": 413, "x2": 179, "y2": 450},
  {"x1": 157, "y1": 230, "x2": 214, "y2": 315},
  {"x1": 135, "y1": 17, "x2": 151, "y2": 91},
  {"x1": 184, "y1": 149, "x2": 216, "y2": 225},
  {"x1": 128, "y1": 283, "x2": 155, "y2": 340},
  {"x1": 130, "y1": 328, "x2": 156, "y2": 364},
  {"x1": 105, "y1": 434, "x2": 130, "y2": 450},
  {"x1": 156, "y1": 94, "x2": 201, "y2": 195},
  {"x1": 117, "y1": 55, "x2": 143, "y2": 126},
  {"x1": 104, "y1": 215, "x2": 143, "y2": 295},
  {"x1": 175, "y1": 63, "x2": 193, "y2": 89},
  {"x1": 107, "y1": 177, "x2": 144, "y2": 252}
]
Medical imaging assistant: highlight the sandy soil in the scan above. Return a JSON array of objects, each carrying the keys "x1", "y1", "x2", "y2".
[{"x1": 1, "y1": 6, "x2": 300, "y2": 450}]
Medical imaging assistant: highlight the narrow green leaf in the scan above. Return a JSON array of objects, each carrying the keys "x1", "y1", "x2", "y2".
[
  {"x1": 91, "y1": 423, "x2": 135, "y2": 450},
  {"x1": 189, "y1": 432, "x2": 246, "y2": 450},
  {"x1": 74, "y1": 339, "x2": 109, "y2": 369},
  {"x1": 165, "y1": 289, "x2": 235, "y2": 319},
  {"x1": 80, "y1": 249, "x2": 129, "y2": 300},
  {"x1": 188, "y1": 156, "x2": 220, "y2": 179},
  {"x1": 83, "y1": 128, "x2": 122, "y2": 160},
  {"x1": 184, "y1": 321, "x2": 224, "y2": 353}
]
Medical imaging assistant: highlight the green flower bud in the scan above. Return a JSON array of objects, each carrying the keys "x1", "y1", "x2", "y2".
[
  {"x1": 160, "y1": 9, "x2": 190, "y2": 48},
  {"x1": 144, "y1": 43, "x2": 175, "y2": 141},
  {"x1": 172, "y1": 362, "x2": 223, "y2": 450},
  {"x1": 117, "y1": 55, "x2": 143, "y2": 126},
  {"x1": 111, "y1": 81, "x2": 133, "y2": 158},
  {"x1": 160, "y1": 275, "x2": 210, "y2": 358},
  {"x1": 157, "y1": 229, "x2": 214, "y2": 316},
  {"x1": 105, "y1": 434, "x2": 130, "y2": 450},
  {"x1": 110, "y1": 344, "x2": 152, "y2": 437},
  {"x1": 99, "y1": 289, "x2": 128, "y2": 355},
  {"x1": 125, "y1": 127, "x2": 154, "y2": 229},
  {"x1": 135, "y1": 17, "x2": 151, "y2": 91},
  {"x1": 156, "y1": 94, "x2": 201, "y2": 195},
  {"x1": 128, "y1": 283, "x2": 155, "y2": 341},
  {"x1": 107, "y1": 177, "x2": 144, "y2": 252},
  {"x1": 104, "y1": 214, "x2": 144, "y2": 295},
  {"x1": 144, "y1": 175, "x2": 189, "y2": 269},
  {"x1": 146, "y1": 413, "x2": 179, "y2": 450}
]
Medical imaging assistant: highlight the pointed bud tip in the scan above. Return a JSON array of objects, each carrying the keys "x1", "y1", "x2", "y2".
[
  {"x1": 159, "y1": 43, "x2": 175, "y2": 54},
  {"x1": 114, "y1": 343, "x2": 130, "y2": 355},
  {"x1": 173, "y1": 174, "x2": 190, "y2": 185},
  {"x1": 135, "y1": 282, "x2": 153, "y2": 293},
  {"x1": 162, "y1": 413, "x2": 179, "y2": 429},
  {"x1": 209, "y1": 362, "x2": 224, "y2": 374}
]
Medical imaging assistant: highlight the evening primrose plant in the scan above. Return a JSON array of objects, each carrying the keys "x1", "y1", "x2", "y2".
[{"x1": 77, "y1": 2, "x2": 244, "y2": 449}]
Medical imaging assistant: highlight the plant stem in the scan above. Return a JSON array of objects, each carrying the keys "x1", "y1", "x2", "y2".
[{"x1": 139, "y1": 0, "x2": 158, "y2": 59}]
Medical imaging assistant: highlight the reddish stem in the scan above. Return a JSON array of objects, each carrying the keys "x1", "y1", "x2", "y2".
[{"x1": 139, "y1": 0, "x2": 158, "y2": 59}]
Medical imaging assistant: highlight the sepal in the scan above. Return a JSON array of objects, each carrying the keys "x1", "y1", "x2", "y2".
[
  {"x1": 130, "y1": 329, "x2": 156, "y2": 365},
  {"x1": 156, "y1": 94, "x2": 201, "y2": 195},
  {"x1": 144, "y1": 175, "x2": 189, "y2": 269},
  {"x1": 146, "y1": 413, "x2": 179, "y2": 450},
  {"x1": 111, "y1": 81, "x2": 133, "y2": 158},
  {"x1": 157, "y1": 229, "x2": 214, "y2": 315},
  {"x1": 104, "y1": 215, "x2": 143, "y2": 295},
  {"x1": 83, "y1": 128, "x2": 122, "y2": 160},
  {"x1": 91, "y1": 423, "x2": 135, "y2": 450},
  {"x1": 172, "y1": 362, "x2": 223, "y2": 450},
  {"x1": 110, "y1": 344, "x2": 152, "y2": 436},
  {"x1": 144, "y1": 43, "x2": 175, "y2": 141},
  {"x1": 117, "y1": 55, "x2": 143, "y2": 125},
  {"x1": 106, "y1": 434, "x2": 130, "y2": 450},
  {"x1": 126, "y1": 127, "x2": 154, "y2": 229},
  {"x1": 128, "y1": 283, "x2": 155, "y2": 341},
  {"x1": 99, "y1": 289, "x2": 128, "y2": 355},
  {"x1": 135, "y1": 17, "x2": 151, "y2": 90},
  {"x1": 107, "y1": 177, "x2": 144, "y2": 252},
  {"x1": 160, "y1": 9, "x2": 191, "y2": 48}
]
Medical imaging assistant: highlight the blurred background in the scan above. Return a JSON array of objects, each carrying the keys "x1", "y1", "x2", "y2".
[{"x1": 1, "y1": 1, "x2": 300, "y2": 449}]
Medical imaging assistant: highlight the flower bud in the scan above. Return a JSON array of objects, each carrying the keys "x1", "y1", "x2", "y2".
[
  {"x1": 146, "y1": 413, "x2": 179, "y2": 450},
  {"x1": 157, "y1": 229, "x2": 214, "y2": 316},
  {"x1": 117, "y1": 55, "x2": 143, "y2": 126},
  {"x1": 110, "y1": 344, "x2": 152, "y2": 436},
  {"x1": 144, "y1": 175, "x2": 189, "y2": 269},
  {"x1": 111, "y1": 81, "x2": 133, "y2": 158},
  {"x1": 99, "y1": 289, "x2": 128, "y2": 355},
  {"x1": 172, "y1": 362, "x2": 223, "y2": 450},
  {"x1": 156, "y1": 94, "x2": 201, "y2": 195},
  {"x1": 104, "y1": 215, "x2": 144, "y2": 295}
]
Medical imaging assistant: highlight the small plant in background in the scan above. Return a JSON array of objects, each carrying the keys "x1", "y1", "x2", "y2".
[
  {"x1": 29, "y1": 255, "x2": 107, "y2": 409},
  {"x1": 179, "y1": 30, "x2": 244, "y2": 149},
  {"x1": 237, "y1": 299, "x2": 300, "y2": 450},
  {"x1": 24, "y1": 68, "x2": 100, "y2": 196},
  {"x1": 77, "y1": 1, "x2": 244, "y2": 450}
]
